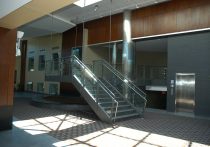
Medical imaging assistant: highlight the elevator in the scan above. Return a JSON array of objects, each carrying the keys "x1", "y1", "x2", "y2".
[{"x1": 175, "y1": 73, "x2": 195, "y2": 113}]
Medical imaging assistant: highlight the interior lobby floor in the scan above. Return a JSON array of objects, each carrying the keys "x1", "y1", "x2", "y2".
[{"x1": 0, "y1": 92, "x2": 210, "y2": 147}]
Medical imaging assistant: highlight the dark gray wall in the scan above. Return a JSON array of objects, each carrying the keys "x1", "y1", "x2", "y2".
[{"x1": 167, "y1": 32, "x2": 210, "y2": 117}]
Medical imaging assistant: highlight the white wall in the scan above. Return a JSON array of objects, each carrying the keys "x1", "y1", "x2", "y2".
[{"x1": 25, "y1": 34, "x2": 62, "y2": 94}]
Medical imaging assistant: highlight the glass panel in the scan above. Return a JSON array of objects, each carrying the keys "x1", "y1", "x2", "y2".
[
  {"x1": 93, "y1": 60, "x2": 147, "y2": 114},
  {"x1": 49, "y1": 83, "x2": 58, "y2": 95},
  {"x1": 27, "y1": 82, "x2": 33, "y2": 91},
  {"x1": 71, "y1": 56, "x2": 118, "y2": 120},
  {"x1": 37, "y1": 82, "x2": 44, "y2": 93},
  {"x1": 52, "y1": 53, "x2": 59, "y2": 70},
  {"x1": 28, "y1": 57, "x2": 34, "y2": 71},
  {"x1": 38, "y1": 55, "x2": 45, "y2": 71}
]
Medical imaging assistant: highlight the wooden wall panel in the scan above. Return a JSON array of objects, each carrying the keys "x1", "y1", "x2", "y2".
[
  {"x1": 0, "y1": 27, "x2": 16, "y2": 106},
  {"x1": 132, "y1": 0, "x2": 210, "y2": 38},
  {"x1": 61, "y1": 25, "x2": 83, "y2": 94},
  {"x1": 111, "y1": 14, "x2": 123, "y2": 41},
  {"x1": 62, "y1": 0, "x2": 210, "y2": 47},
  {"x1": 86, "y1": 17, "x2": 110, "y2": 44},
  {"x1": 86, "y1": 13, "x2": 122, "y2": 44},
  {"x1": 62, "y1": 24, "x2": 83, "y2": 57}
]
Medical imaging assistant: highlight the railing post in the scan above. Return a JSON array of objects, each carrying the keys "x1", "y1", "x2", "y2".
[{"x1": 102, "y1": 62, "x2": 104, "y2": 79}]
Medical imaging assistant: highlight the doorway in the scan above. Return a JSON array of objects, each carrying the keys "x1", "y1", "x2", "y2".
[{"x1": 175, "y1": 73, "x2": 195, "y2": 113}]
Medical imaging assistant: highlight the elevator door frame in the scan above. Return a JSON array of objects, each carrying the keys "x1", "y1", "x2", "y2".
[{"x1": 175, "y1": 73, "x2": 195, "y2": 113}]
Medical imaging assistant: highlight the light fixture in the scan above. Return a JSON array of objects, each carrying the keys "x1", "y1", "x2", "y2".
[
  {"x1": 74, "y1": 0, "x2": 102, "y2": 8},
  {"x1": 136, "y1": 4, "x2": 140, "y2": 8},
  {"x1": 94, "y1": 5, "x2": 98, "y2": 11},
  {"x1": 16, "y1": 31, "x2": 24, "y2": 56}
]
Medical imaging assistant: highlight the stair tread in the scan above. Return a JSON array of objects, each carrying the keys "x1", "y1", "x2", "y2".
[
  {"x1": 107, "y1": 108, "x2": 135, "y2": 114},
  {"x1": 103, "y1": 104, "x2": 131, "y2": 109},
  {"x1": 99, "y1": 101, "x2": 126, "y2": 104},
  {"x1": 114, "y1": 113, "x2": 139, "y2": 120}
]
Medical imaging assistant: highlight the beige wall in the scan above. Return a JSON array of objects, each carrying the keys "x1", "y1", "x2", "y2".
[
  {"x1": 15, "y1": 56, "x2": 21, "y2": 90},
  {"x1": 83, "y1": 46, "x2": 110, "y2": 64},
  {"x1": 25, "y1": 34, "x2": 62, "y2": 94}
]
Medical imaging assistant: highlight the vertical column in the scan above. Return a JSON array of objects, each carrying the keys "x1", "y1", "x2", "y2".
[
  {"x1": 0, "y1": 28, "x2": 17, "y2": 130},
  {"x1": 122, "y1": 10, "x2": 134, "y2": 80},
  {"x1": 20, "y1": 40, "x2": 27, "y2": 91},
  {"x1": 122, "y1": 10, "x2": 134, "y2": 99},
  {"x1": 112, "y1": 43, "x2": 117, "y2": 69}
]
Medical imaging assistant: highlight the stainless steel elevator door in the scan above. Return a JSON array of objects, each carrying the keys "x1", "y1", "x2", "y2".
[{"x1": 175, "y1": 73, "x2": 195, "y2": 113}]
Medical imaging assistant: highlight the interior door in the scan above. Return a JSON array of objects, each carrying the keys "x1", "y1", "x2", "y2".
[{"x1": 175, "y1": 73, "x2": 195, "y2": 113}]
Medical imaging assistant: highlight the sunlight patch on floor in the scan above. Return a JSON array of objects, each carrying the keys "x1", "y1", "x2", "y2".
[
  {"x1": 53, "y1": 126, "x2": 210, "y2": 147},
  {"x1": 13, "y1": 114, "x2": 95, "y2": 135}
]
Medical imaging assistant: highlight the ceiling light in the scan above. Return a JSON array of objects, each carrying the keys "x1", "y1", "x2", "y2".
[
  {"x1": 94, "y1": 5, "x2": 99, "y2": 11},
  {"x1": 136, "y1": 4, "x2": 140, "y2": 8},
  {"x1": 74, "y1": 0, "x2": 102, "y2": 8}
]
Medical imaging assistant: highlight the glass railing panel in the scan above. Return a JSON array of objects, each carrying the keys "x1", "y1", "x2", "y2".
[
  {"x1": 71, "y1": 56, "x2": 118, "y2": 121},
  {"x1": 93, "y1": 60, "x2": 147, "y2": 114}
]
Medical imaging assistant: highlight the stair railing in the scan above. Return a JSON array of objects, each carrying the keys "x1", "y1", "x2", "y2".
[
  {"x1": 71, "y1": 56, "x2": 119, "y2": 122},
  {"x1": 93, "y1": 60, "x2": 147, "y2": 115}
]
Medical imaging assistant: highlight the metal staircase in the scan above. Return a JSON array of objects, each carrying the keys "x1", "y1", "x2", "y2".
[{"x1": 45, "y1": 55, "x2": 147, "y2": 123}]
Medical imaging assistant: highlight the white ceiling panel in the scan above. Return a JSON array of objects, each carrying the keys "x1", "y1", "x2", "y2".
[{"x1": 0, "y1": 0, "x2": 32, "y2": 19}]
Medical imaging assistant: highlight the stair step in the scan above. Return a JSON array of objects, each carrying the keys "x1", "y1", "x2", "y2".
[
  {"x1": 99, "y1": 101, "x2": 128, "y2": 107},
  {"x1": 103, "y1": 104, "x2": 132, "y2": 111},
  {"x1": 99, "y1": 101, "x2": 126, "y2": 104},
  {"x1": 114, "y1": 113, "x2": 139, "y2": 121},
  {"x1": 107, "y1": 108, "x2": 135, "y2": 114}
]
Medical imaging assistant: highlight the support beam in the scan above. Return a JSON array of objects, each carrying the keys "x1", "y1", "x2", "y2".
[
  {"x1": 122, "y1": 10, "x2": 134, "y2": 80},
  {"x1": 112, "y1": 43, "x2": 117, "y2": 69}
]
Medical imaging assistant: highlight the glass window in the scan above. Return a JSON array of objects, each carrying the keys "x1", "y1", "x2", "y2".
[
  {"x1": 49, "y1": 84, "x2": 58, "y2": 95},
  {"x1": 27, "y1": 82, "x2": 33, "y2": 91},
  {"x1": 28, "y1": 57, "x2": 34, "y2": 71},
  {"x1": 38, "y1": 55, "x2": 45, "y2": 71},
  {"x1": 72, "y1": 47, "x2": 82, "y2": 60},
  {"x1": 37, "y1": 82, "x2": 44, "y2": 93},
  {"x1": 52, "y1": 53, "x2": 59, "y2": 70}
]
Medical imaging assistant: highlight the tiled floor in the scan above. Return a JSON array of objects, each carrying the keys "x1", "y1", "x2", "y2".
[{"x1": 2, "y1": 92, "x2": 210, "y2": 147}]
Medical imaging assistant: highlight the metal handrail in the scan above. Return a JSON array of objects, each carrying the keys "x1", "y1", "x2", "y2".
[
  {"x1": 71, "y1": 56, "x2": 118, "y2": 122},
  {"x1": 93, "y1": 60, "x2": 147, "y2": 101}
]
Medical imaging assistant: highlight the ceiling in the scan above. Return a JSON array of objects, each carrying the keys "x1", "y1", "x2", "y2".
[
  {"x1": 19, "y1": 0, "x2": 170, "y2": 38},
  {"x1": 0, "y1": 0, "x2": 76, "y2": 29}
]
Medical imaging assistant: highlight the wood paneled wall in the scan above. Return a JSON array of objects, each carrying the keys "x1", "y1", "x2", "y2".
[
  {"x1": 131, "y1": 0, "x2": 210, "y2": 38},
  {"x1": 62, "y1": 0, "x2": 210, "y2": 46},
  {"x1": 0, "y1": 27, "x2": 16, "y2": 106},
  {"x1": 62, "y1": 24, "x2": 83, "y2": 57},
  {"x1": 85, "y1": 13, "x2": 123, "y2": 44},
  {"x1": 61, "y1": 24, "x2": 83, "y2": 94}
]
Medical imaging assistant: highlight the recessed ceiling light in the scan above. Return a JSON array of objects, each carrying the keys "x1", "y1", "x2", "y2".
[{"x1": 74, "y1": 0, "x2": 102, "y2": 8}]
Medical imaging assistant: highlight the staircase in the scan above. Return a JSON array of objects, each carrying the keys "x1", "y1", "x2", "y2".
[{"x1": 45, "y1": 56, "x2": 147, "y2": 123}]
